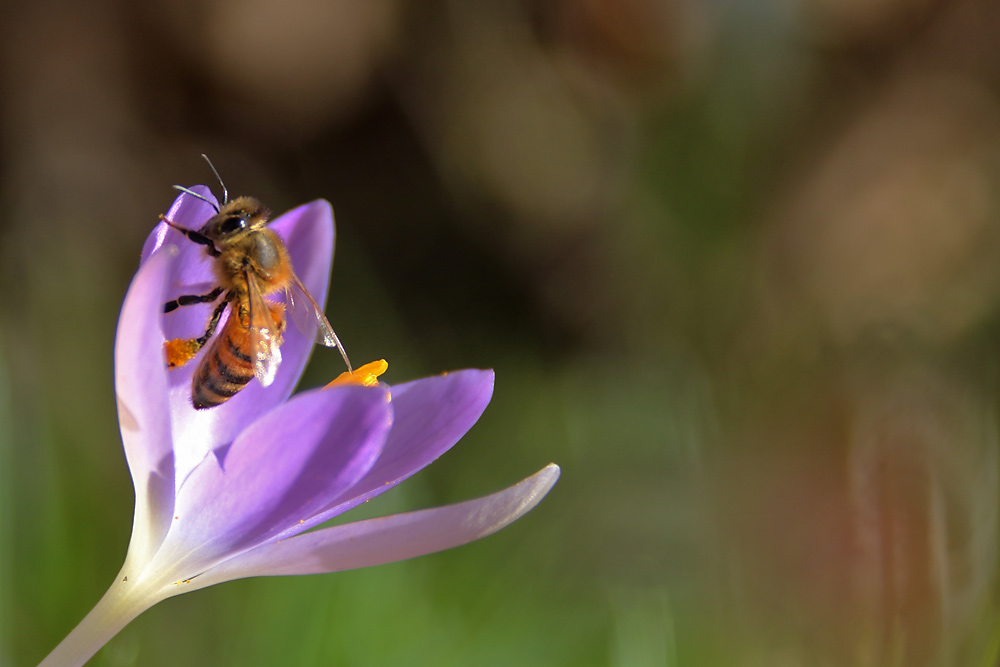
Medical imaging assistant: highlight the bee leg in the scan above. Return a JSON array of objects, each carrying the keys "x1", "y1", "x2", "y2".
[
  {"x1": 160, "y1": 214, "x2": 221, "y2": 257},
  {"x1": 164, "y1": 286, "x2": 225, "y2": 313},
  {"x1": 164, "y1": 298, "x2": 230, "y2": 368},
  {"x1": 195, "y1": 298, "x2": 230, "y2": 347}
]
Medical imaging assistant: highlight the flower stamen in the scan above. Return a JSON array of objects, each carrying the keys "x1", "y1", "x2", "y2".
[{"x1": 326, "y1": 359, "x2": 389, "y2": 388}]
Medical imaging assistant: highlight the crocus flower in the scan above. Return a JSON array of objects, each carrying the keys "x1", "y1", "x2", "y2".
[{"x1": 38, "y1": 187, "x2": 559, "y2": 667}]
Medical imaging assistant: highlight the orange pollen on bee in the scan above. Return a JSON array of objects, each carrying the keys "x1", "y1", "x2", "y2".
[
  {"x1": 164, "y1": 338, "x2": 201, "y2": 368},
  {"x1": 326, "y1": 359, "x2": 388, "y2": 388}
]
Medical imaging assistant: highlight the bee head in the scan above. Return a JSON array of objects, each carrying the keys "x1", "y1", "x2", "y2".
[
  {"x1": 171, "y1": 156, "x2": 271, "y2": 243},
  {"x1": 199, "y1": 196, "x2": 272, "y2": 242}
]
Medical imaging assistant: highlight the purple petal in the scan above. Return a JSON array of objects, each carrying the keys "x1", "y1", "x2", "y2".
[
  {"x1": 149, "y1": 385, "x2": 391, "y2": 573},
  {"x1": 186, "y1": 464, "x2": 560, "y2": 588},
  {"x1": 138, "y1": 190, "x2": 337, "y2": 482},
  {"x1": 345, "y1": 369, "x2": 494, "y2": 503},
  {"x1": 272, "y1": 369, "x2": 495, "y2": 540},
  {"x1": 115, "y1": 248, "x2": 177, "y2": 563}
]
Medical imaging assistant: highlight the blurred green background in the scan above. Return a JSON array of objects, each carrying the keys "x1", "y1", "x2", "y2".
[{"x1": 5, "y1": 0, "x2": 1000, "y2": 665}]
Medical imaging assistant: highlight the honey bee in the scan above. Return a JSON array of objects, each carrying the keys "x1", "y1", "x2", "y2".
[{"x1": 161, "y1": 157, "x2": 351, "y2": 409}]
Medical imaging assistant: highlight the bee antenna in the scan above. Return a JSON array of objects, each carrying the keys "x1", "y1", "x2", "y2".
[
  {"x1": 172, "y1": 185, "x2": 221, "y2": 213},
  {"x1": 200, "y1": 153, "x2": 228, "y2": 205}
]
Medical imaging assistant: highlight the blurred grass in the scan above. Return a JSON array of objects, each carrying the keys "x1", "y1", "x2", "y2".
[{"x1": 0, "y1": 348, "x2": 11, "y2": 666}]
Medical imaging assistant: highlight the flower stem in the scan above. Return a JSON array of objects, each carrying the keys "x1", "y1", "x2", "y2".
[{"x1": 37, "y1": 569, "x2": 161, "y2": 667}]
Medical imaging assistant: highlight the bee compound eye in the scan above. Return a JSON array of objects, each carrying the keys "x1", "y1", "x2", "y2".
[{"x1": 218, "y1": 215, "x2": 247, "y2": 235}]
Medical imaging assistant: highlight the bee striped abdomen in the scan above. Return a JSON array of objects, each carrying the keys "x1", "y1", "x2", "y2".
[{"x1": 191, "y1": 315, "x2": 254, "y2": 409}]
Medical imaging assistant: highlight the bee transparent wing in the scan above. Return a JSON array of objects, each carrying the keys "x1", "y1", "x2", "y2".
[
  {"x1": 246, "y1": 271, "x2": 283, "y2": 386},
  {"x1": 287, "y1": 272, "x2": 352, "y2": 371},
  {"x1": 286, "y1": 272, "x2": 335, "y2": 346}
]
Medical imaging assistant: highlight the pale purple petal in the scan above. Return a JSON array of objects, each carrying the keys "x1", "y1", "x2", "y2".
[
  {"x1": 150, "y1": 385, "x2": 391, "y2": 572},
  {"x1": 186, "y1": 464, "x2": 560, "y2": 588},
  {"x1": 138, "y1": 190, "x2": 337, "y2": 484},
  {"x1": 115, "y1": 248, "x2": 177, "y2": 563},
  {"x1": 272, "y1": 369, "x2": 495, "y2": 540}
]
